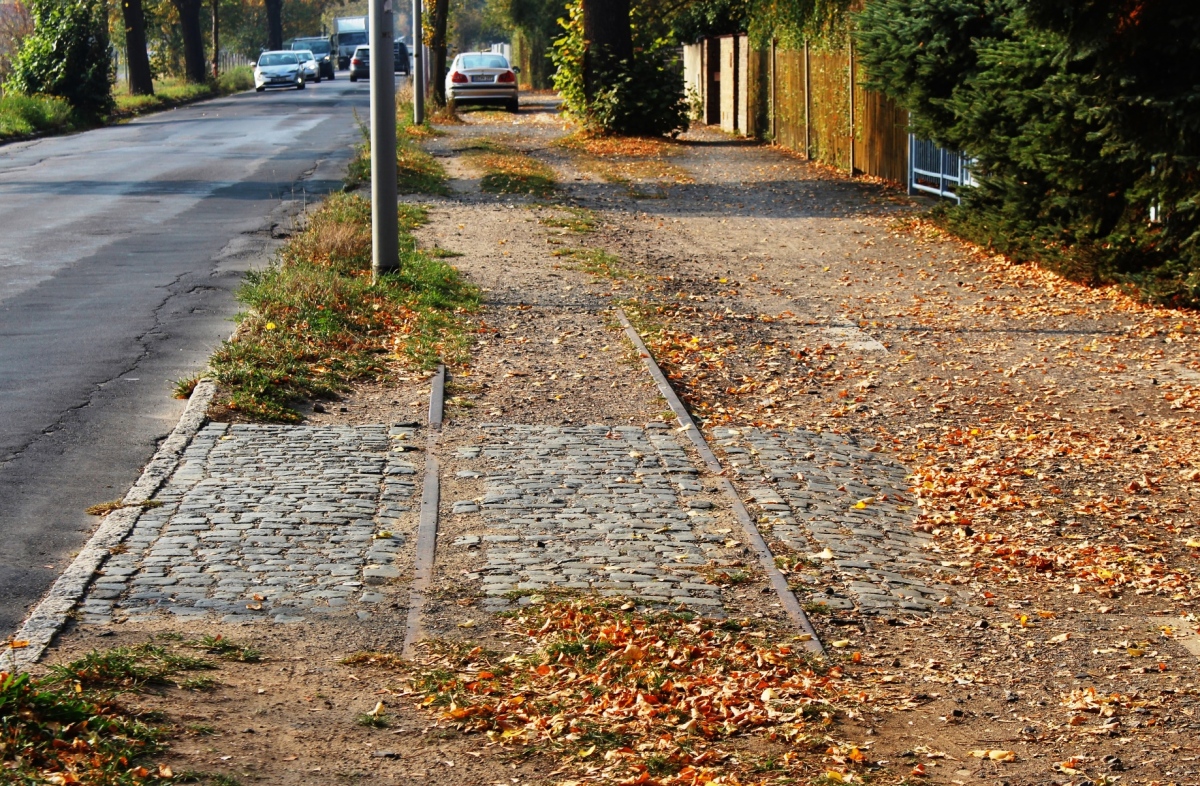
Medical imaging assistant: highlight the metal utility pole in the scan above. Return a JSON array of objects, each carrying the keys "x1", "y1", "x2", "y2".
[
  {"x1": 412, "y1": 0, "x2": 425, "y2": 124},
  {"x1": 370, "y1": 0, "x2": 400, "y2": 277}
]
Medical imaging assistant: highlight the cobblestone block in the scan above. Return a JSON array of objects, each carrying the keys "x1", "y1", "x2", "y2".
[
  {"x1": 461, "y1": 425, "x2": 727, "y2": 613},
  {"x1": 78, "y1": 423, "x2": 417, "y2": 623},
  {"x1": 712, "y1": 427, "x2": 941, "y2": 615}
]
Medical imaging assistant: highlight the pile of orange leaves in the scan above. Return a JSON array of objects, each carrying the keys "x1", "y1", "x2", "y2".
[{"x1": 408, "y1": 601, "x2": 872, "y2": 785}]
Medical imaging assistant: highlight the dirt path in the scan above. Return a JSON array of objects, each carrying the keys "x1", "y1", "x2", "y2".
[{"x1": 21, "y1": 96, "x2": 1200, "y2": 786}]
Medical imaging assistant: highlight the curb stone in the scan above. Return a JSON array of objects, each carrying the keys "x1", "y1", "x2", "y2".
[{"x1": 1, "y1": 379, "x2": 217, "y2": 672}]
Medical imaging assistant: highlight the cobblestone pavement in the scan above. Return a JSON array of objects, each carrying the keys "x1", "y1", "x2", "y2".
[
  {"x1": 79, "y1": 422, "x2": 420, "y2": 625},
  {"x1": 450, "y1": 423, "x2": 737, "y2": 614},
  {"x1": 711, "y1": 427, "x2": 961, "y2": 615}
]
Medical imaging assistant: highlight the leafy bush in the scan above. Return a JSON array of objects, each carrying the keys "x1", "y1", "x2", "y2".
[
  {"x1": 551, "y1": 0, "x2": 689, "y2": 137},
  {"x1": 856, "y1": 0, "x2": 1200, "y2": 306},
  {"x1": 5, "y1": 0, "x2": 112, "y2": 120},
  {"x1": 0, "y1": 93, "x2": 71, "y2": 138}
]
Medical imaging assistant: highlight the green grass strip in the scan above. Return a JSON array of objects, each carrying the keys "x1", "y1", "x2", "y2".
[
  {"x1": 347, "y1": 99, "x2": 450, "y2": 195},
  {"x1": 208, "y1": 192, "x2": 478, "y2": 422}
]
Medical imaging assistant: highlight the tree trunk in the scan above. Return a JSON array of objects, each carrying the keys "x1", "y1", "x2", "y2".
[
  {"x1": 122, "y1": 0, "x2": 154, "y2": 95},
  {"x1": 176, "y1": 0, "x2": 207, "y2": 82},
  {"x1": 265, "y1": 0, "x2": 283, "y2": 51},
  {"x1": 211, "y1": 0, "x2": 219, "y2": 81},
  {"x1": 581, "y1": 0, "x2": 632, "y2": 99},
  {"x1": 430, "y1": 0, "x2": 450, "y2": 105}
]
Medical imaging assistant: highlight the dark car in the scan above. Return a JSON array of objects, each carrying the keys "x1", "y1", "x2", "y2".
[
  {"x1": 348, "y1": 45, "x2": 370, "y2": 82},
  {"x1": 290, "y1": 37, "x2": 335, "y2": 80},
  {"x1": 393, "y1": 40, "x2": 410, "y2": 75}
]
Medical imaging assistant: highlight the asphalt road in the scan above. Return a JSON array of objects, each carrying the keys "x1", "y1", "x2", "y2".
[{"x1": 0, "y1": 76, "x2": 378, "y2": 635}]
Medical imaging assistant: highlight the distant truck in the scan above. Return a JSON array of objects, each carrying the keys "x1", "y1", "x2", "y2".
[{"x1": 332, "y1": 16, "x2": 368, "y2": 70}]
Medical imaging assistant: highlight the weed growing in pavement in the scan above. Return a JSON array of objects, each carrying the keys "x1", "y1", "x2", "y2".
[
  {"x1": 208, "y1": 192, "x2": 479, "y2": 421},
  {"x1": 173, "y1": 373, "x2": 202, "y2": 399},
  {"x1": 189, "y1": 634, "x2": 262, "y2": 663},
  {"x1": 85, "y1": 499, "x2": 125, "y2": 516},
  {"x1": 537, "y1": 205, "x2": 597, "y2": 233},
  {"x1": 86, "y1": 499, "x2": 164, "y2": 516},
  {"x1": 356, "y1": 710, "x2": 392, "y2": 728},
  {"x1": 46, "y1": 643, "x2": 215, "y2": 690},
  {"x1": 552, "y1": 247, "x2": 627, "y2": 278},
  {"x1": 458, "y1": 136, "x2": 557, "y2": 196}
]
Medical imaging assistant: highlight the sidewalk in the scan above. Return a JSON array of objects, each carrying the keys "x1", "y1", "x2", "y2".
[{"x1": 10, "y1": 98, "x2": 1200, "y2": 786}]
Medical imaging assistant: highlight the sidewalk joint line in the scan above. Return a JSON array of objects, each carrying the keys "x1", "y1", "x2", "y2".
[
  {"x1": 615, "y1": 310, "x2": 825, "y2": 654},
  {"x1": 404, "y1": 364, "x2": 445, "y2": 658}
]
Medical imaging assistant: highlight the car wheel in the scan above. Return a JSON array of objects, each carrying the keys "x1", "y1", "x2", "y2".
[
  {"x1": 350, "y1": 74, "x2": 357, "y2": 82},
  {"x1": 298, "y1": 79, "x2": 305, "y2": 90},
  {"x1": 315, "y1": 75, "x2": 321, "y2": 83},
  {"x1": 329, "y1": 71, "x2": 335, "y2": 80},
  {"x1": 507, "y1": 99, "x2": 519, "y2": 114},
  {"x1": 255, "y1": 86, "x2": 265, "y2": 92}
]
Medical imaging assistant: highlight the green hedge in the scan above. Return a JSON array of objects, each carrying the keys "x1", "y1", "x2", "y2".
[{"x1": 856, "y1": 0, "x2": 1200, "y2": 306}]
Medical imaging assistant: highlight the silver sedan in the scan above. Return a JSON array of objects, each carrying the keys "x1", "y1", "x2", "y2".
[{"x1": 445, "y1": 52, "x2": 519, "y2": 113}]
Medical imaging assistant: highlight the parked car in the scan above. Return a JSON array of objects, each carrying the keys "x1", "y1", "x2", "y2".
[
  {"x1": 290, "y1": 37, "x2": 334, "y2": 79},
  {"x1": 348, "y1": 45, "x2": 370, "y2": 82},
  {"x1": 393, "y1": 40, "x2": 410, "y2": 75},
  {"x1": 445, "y1": 52, "x2": 519, "y2": 112},
  {"x1": 294, "y1": 49, "x2": 321, "y2": 82},
  {"x1": 254, "y1": 51, "x2": 305, "y2": 91}
]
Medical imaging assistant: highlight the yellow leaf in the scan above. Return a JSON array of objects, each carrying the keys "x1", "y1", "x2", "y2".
[
  {"x1": 970, "y1": 749, "x2": 1015, "y2": 762},
  {"x1": 831, "y1": 639, "x2": 851, "y2": 648},
  {"x1": 1048, "y1": 633, "x2": 1071, "y2": 644},
  {"x1": 265, "y1": 322, "x2": 276, "y2": 330},
  {"x1": 579, "y1": 745, "x2": 596, "y2": 758},
  {"x1": 1186, "y1": 539, "x2": 1200, "y2": 548}
]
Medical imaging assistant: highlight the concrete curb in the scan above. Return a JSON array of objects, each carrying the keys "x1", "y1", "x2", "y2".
[
  {"x1": 1, "y1": 379, "x2": 217, "y2": 672},
  {"x1": 616, "y1": 309, "x2": 826, "y2": 655}
]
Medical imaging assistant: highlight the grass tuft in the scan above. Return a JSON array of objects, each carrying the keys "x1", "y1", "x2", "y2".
[
  {"x1": 538, "y1": 206, "x2": 597, "y2": 233},
  {"x1": 189, "y1": 634, "x2": 262, "y2": 663},
  {"x1": 553, "y1": 247, "x2": 627, "y2": 279},
  {"x1": 458, "y1": 137, "x2": 556, "y2": 197}
]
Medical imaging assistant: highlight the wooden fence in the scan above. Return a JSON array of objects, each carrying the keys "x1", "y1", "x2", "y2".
[{"x1": 685, "y1": 37, "x2": 910, "y2": 185}]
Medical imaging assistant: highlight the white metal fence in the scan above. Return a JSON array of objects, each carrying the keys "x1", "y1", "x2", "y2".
[{"x1": 909, "y1": 134, "x2": 975, "y2": 202}]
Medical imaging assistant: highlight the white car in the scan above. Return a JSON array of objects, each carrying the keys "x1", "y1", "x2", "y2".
[
  {"x1": 254, "y1": 51, "x2": 305, "y2": 91},
  {"x1": 294, "y1": 49, "x2": 321, "y2": 82},
  {"x1": 445, "y1": 52, "x2": 519, "y2": 112}
]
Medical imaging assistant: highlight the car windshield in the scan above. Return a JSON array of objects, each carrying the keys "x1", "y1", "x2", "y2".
[
  {"x1": 295, "y1": 51, "x2": 314, "y2": 61},
  {"x1": 354, "y1": 47, "x2": 369, "y2": 57},
  {"x1": 340, "y1": 32, "x2": 367, "y2": 46},
  {"x1": 258, "y1": 53, "x2": 298, "y2": 66},
  {"x1": 294, "y1": 41, "x2": 330, "y2": 54},
  {"x1": 459, "y1": 55, "x2": 508, "y2": 70}
]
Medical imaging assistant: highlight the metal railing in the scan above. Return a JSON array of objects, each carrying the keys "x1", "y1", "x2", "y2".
[{"x1": 909, "y1": 134, "x2": 975, "y2": 202}]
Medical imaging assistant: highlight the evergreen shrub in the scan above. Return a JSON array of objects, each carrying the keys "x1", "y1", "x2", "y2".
[{"x1": 856, "y1": 0, "x2": 1200, "y2": 306}]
